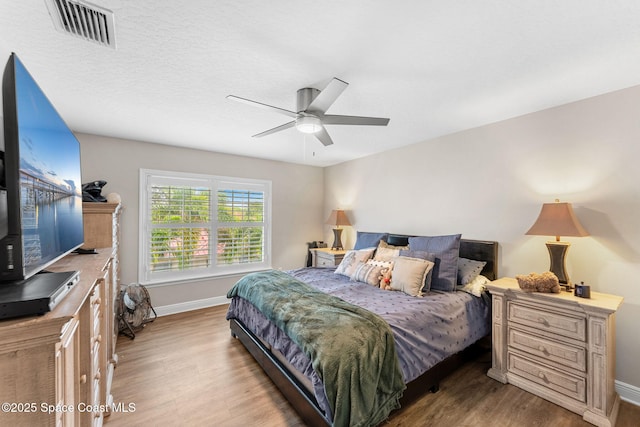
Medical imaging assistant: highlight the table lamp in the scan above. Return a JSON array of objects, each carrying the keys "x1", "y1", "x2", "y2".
[
  {"x1": 325, "y1": 209, "x2": 350, "y2": 250},
  {"x1": 525, "y1": 199, "x2": 589, "y2": 287}
]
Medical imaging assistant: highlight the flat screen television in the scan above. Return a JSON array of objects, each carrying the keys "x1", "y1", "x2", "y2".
[{"x1": 0, "y1": 52, "x2": 84, "y2": 282}]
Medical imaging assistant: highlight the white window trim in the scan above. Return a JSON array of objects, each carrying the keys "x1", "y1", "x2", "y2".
[{"x1": 138, "y1": 168, "x2": 272, "y2": 286}]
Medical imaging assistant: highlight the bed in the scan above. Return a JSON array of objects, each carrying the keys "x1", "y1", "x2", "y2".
[{"x1": 226, "y1": 233, "x2": 498, "y2": 427}]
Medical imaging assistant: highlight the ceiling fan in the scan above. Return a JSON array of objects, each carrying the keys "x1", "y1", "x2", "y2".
[{"x1": 227, "y1": 77, "x2": 390, "y2": 146}]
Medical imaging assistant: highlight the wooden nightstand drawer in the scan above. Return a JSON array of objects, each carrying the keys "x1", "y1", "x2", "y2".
[
  {"x1": 316, "y1": 255, "x2": 337, "y2": 267},
  {"x1": 508, "y1": 352, "x2": 586, "y2": 403},
  {"x1": 507, "y1": 301, "x2": 586, "y2": 341},
  {"x1": 508, "y1": 327, "x2": 586, "y2": 372}
]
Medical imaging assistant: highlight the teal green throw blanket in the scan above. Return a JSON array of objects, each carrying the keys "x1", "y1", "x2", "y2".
[{"x1": 227, "y1": 270, "x2": 405, "y2": 427}]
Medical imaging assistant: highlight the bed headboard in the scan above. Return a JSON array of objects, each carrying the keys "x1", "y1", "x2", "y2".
[
  {"x1": 459, "y1": 239, "x2": 498, "y2": 281},
  {"x1": 385, "y1": 234, "x2": 498, "y2": 281}
]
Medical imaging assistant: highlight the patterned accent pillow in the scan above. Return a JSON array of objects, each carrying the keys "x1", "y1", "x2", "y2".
[
  {"x1": 334, "y1": 248, "x2": 375, "y2": 277},
  {"x1": 390, "y1": 256, "x2": 435, "y2": 297},
  {"x1": 350, "y1": 260, "x2": 393, "y2": 286},
  {"x1": 373, "y1": 240, "x2": 407, "y2": 262},
  {"x1": 457, "y1": 258, "x2": 487, "y2": 285}
]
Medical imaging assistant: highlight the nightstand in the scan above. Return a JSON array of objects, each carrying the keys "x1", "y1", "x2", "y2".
[
  {"x1": 486, "y1": 277, "x2": 623, "y2": 427},
  {"x1": 310, "y1": 248, "x2": 346, "y2": 267}
]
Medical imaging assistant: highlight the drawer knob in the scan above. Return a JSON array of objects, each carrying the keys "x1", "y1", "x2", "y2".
[
  {"x1": 537, "y1": 317, "x2": 550, "y2": 327},
  {"x1": 80, "y1": 374, "x2": 87, "y2": 384},
  {"x1": 538, "y1": 345, "x2": 548, "y2": 355},
  {"x1": 538, "y1": 372, "x2": 548, "y2": 382}
]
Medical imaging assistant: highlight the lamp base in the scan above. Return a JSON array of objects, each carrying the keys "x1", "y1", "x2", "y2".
[
  {"x1": 331, "y1": 228, "x2": 343, "y2": 250},
  {"x1": 546, "y1": 241, "x2": 571, "y2": 286}
]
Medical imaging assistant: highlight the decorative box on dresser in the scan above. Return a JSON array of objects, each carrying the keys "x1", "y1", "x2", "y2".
[
  {"x1": 486, "y1": 277, "x2": 623, "y2": 427},
  {"x1": 309, "y1": 247, "x2": 346, "y2": 267},
  {"x1": 82, "y1": 202, "x2": 121, "y2": 283},
  {"x1": 0, "y1": 202, "x2": 121, "y2": 426}
]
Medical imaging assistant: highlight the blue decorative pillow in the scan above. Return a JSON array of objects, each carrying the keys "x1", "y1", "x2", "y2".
[
  {"x1": 408, "y1": 234, "x2": 462, "y2": 292},
  {"x1": 353, "y1": 231, "x2": 389, "y2": 250},
  {"x1": 457, "y1": 257, "x2": 487, "y2": 285},
  {"x1": 399, "y1": 250, "x2": 437, "y2": 292}
]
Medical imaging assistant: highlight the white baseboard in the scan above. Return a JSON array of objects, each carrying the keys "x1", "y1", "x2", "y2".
[
  {"x1": 154, "y1": 296, "x2": 229, "y2": 317},
  {"x1": 616, "y1": 380, "x2": 640, "y2": 407}
]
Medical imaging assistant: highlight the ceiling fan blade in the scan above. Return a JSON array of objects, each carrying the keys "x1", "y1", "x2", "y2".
[
  {"x1": 227, "y1": 95, "x2": 298, "y2": 119},
  {"x1": 306, "y1": 78, "x2": 349, "y2": 113},
  {"x1": 322, "y1": 115, "x2": 390, "y2": 126},
  {"x1": 252, "y1": 121, "x2": 296, "y2": 138},
  {"x1": 314, "y1": 126, "x2": 334, "y2": 146}
]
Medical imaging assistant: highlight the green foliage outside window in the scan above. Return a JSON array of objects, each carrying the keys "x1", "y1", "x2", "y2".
[{"x1": 217, "y1": 190, "x2": 264, "y2": 265}]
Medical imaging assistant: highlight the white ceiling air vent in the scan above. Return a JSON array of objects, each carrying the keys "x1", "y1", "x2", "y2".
[{"x1": 45, "y1": 0, "x2": 116, "y2": 49}]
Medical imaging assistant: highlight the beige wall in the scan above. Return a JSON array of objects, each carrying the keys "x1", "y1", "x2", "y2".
[
  {"x1": 324, "y1": 85, "x2": 640, "y2": 389},
  {"x1": 78, "y1": 134, "x2": 324, "y2": 309}
]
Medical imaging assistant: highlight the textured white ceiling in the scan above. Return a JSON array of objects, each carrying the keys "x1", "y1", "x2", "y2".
[{"x1": 1, "y1": 1, "x2": 640, "y2": 166}]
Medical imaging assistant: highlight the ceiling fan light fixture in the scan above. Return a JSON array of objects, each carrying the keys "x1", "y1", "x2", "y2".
[
  {"x1": 228, "y1": 77, "x2": 389, "y2": 146},
  {"x1": 295, "y1": 115, "x2": 322, "y2": 134}
]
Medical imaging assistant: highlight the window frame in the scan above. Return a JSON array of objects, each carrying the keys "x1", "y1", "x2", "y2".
[{"x1": 138, "y1": 168, "x2": 272, "y2": 286}]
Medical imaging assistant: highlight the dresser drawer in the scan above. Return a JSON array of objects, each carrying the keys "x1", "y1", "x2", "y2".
[
  {"x1": 508, "y1": 352, "x2": 586, "y2": 403},
  {"x1": 507, "y1": 301, "x2": 585, "y2": 341},
  {"x1": 508, "y1": 327, "x2": 586, "y2": 372}
]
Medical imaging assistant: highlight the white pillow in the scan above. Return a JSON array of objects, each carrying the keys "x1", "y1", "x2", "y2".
[
  {"x1": 459, "y1": 275, "x2": 490, "y2": 297},
  {"x1": 334, "y1": 248, "x2": 375, "y2": 277},
  {"x1": 390, "y1": 256, "x2": 435, "y2": 297}
]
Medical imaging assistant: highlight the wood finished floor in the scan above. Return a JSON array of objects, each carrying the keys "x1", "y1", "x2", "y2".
[{"x1": 105, "y1": 305, "x2": 640, "y2": 427}]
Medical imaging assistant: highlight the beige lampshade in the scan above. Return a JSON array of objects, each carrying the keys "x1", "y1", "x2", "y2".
[
  {"x1": 525, "y1": 200, "x2": 589, "y2": 241},
  {"x1": 325, "y1": 209, "x2": 351, "y2": 227}
]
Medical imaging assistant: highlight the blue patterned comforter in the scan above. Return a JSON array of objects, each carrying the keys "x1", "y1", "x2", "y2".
[{"x1": 226, "y1": 267, "x2": 490, "y2": 423}]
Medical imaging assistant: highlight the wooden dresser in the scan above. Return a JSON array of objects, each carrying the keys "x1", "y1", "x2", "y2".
[
  {"x1": 0, "y1": 202, "x2": 121, "y2": 426},
  {"x1": 486, "y1": 277, "x2": 623, "y2": 427},
  {"x1": 0, "y1": 250, "x2": 116, "y2": 426}
]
